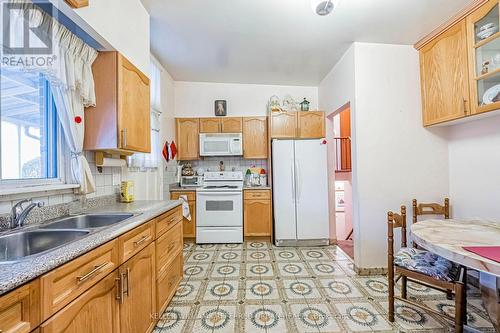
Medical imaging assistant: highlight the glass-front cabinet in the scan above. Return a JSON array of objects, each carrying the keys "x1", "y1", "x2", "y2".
[{"x1": 468, "y1": 0, "x2": 500, "y2": 114}]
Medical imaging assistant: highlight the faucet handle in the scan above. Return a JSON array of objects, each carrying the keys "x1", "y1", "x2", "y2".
[{"x1": 34, "y1": 201, "x2": 44, "y2": 208}]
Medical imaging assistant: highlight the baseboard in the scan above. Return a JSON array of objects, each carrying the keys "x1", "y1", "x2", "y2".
[
  {"x1": 354, "y1": 265, "x2": 388, "y2": 276},
  {"x1": 329, "y1": 238, "x2": 337, "y2": 245}
]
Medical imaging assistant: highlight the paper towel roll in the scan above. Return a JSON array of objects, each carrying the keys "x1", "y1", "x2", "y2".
[{"x1": 98, "y1": 157, "x2": 127, "y2": 168}]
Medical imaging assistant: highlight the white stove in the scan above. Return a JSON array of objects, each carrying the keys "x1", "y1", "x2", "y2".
[{"x1": 196, "y1": 171, "x2": 244, "y2": 244}]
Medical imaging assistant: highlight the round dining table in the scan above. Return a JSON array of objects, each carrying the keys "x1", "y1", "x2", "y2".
[{"x1": 411, "y1": 218, "x2": 500, "y2": 277}]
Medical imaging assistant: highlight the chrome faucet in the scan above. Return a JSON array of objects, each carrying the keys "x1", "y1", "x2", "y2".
[{"x1": 10, "y1": 199, "x2": 44, "y2": 229}]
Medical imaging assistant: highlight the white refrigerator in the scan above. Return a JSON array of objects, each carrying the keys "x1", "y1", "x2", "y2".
[{"x1": 272, "y1": 139, "x2": 329, "y2": 246}]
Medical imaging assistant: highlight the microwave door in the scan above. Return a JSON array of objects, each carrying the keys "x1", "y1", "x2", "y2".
[{"x1": 201, "y1": 139, "x2": 231, "y2": 156}]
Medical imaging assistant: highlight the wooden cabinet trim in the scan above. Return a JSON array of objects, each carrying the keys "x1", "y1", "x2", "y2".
[
  {"x1": 156, "y1": 206, "x2": 182, "y2": 238},
  {"x1": 119, "y1": 243, "x2": 156, "y2": 333},
  {"x1": 156, "y1": 253, "x2": 182, "y2": 315},
  {"x1": 41, "y1": 240, "x2": 118, "y2": 321},
  {"x1": 40, "y1": 272, "x2": 120, "y2": 333},
  {"x1": 156, "y1": 222, "x2": 183, "y2": 279},
  {"x1": 243, "y1": 117, "x2": 268, "y2": 159},
  {"x1": 297, "y1": 112, "x2": 326, "y2": 138},
  {"x1": 414, "y1": 0, "x2": 489, "y2": 50},
  {"x1": 0, "y1": 279, "x2": 40, "y2": 333},
  {"x1": 420, "y1": 19, "x2": 470, "y2": 126},
  {"x1": 118, "y1": 221, "x2": 154, "y2": 264},
  {"x1": 64, "y1": 0, "x2": 88, "y2": 8}
]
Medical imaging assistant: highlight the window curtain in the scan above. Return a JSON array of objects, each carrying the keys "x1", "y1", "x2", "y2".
[
  {"x1": 128, "y1": 59, "x2": 162, "y2": 170},
  {"x1": 7, "y1": 1, "x2": 98, "y2": 194}
]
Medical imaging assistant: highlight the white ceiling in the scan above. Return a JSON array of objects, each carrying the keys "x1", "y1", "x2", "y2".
[{"x1": 141, "y1": 0, "x2": 472, "y2": 86}]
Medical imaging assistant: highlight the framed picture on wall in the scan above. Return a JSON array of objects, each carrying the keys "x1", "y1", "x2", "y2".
[
  {"x1": 335, "y1": 191, "x2": 345, "y2": 212},
  {"x1": 215, "y1": 100, "x2": 227, "y2": 116}
]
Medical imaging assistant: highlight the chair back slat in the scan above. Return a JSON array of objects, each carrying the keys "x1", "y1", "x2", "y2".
[{"x1": 412, "y1": 198, "x2": 450, "y2": 224}]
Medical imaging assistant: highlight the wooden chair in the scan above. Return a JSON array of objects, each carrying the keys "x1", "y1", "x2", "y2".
[
  {"x1": 388, "y1": 205, "x2": 467, "y2": 333},
  {"x1": 412, "y1": 198, "x2": 450, "y2": 242}
]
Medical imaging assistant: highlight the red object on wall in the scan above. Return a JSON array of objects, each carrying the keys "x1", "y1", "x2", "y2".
[
  {"x1": 170, "y1": 141, "x2": 177, "y2": 160},
  {"x1": 74, "y1": 116, "x2": 82, "y2": 124}
]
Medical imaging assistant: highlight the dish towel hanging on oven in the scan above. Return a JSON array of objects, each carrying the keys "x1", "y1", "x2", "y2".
[{"x1": 179, "y1": 195, "x2": 191, "y2": 221}]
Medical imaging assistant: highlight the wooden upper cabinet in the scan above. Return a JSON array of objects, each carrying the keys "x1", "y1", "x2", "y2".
[
  {"x1": 64, "y1": 0, "x2": 88, "y2": 8},
  {"x1": 270, "y1": 111, "x2": 297, "y2": 138},
  {"x1": 176, "y1": 118, "x2": 199, "y2": 160},
  {"x1": 118, "y1": 55, "x2": 151, "y2": 152},
  {"x1": 467, "y1": 0, "x2": 500, "y2": 115},
  {"x1": 84, "y1": 52, "x2": 151, "y2": 153},
  {"x1": 199, "y1": 117, "x2": 242, "y2": 133},
  {"x1": 200, "y1": 118, "x2": 221, "y2": 133},
  {"x1": 40, "y1": 273, "x2": 120, "y2": 333},
  {"x1": 243, "y1": 117, "x2": 268, "y2": 159},
  {"x1": 119, "y1": 243, "x2": 156, "y2": 333},
  {"x1": 297, "y1": 112, "x2": 325, "y2": 138},
  {"x1": 0, "y1": 279, "x2": 40, "y2": 333},
  {"x1": 420, "y1": 20, "x2": 470, "y2": 126},
  {"x1": 221, "y1": 117, "x2": 243, "y2": 133}
]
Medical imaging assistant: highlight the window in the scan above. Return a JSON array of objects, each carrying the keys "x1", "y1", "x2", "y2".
[{"x1": 0, "y1": 67, "x2": 60, "y2": 185}]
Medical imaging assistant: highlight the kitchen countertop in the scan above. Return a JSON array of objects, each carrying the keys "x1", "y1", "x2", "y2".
[
  {"x1": 244, "y1": 185, "x2": 271, "y2": 190},
  {"x1": 0, "y1": 200, "x2": 181, "y2": 296}
]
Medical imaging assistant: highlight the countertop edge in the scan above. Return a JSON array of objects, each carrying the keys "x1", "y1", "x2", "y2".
[{"x1": 0, "y1": 200, "x2": 182, "y2": 296}]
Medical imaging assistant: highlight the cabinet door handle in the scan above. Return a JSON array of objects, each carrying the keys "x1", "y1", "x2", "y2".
[
  {"x1": 122, "y1": 128, "x2": 128, "y2": 147},
  {"x1": 115, "y1": 277, "x2": 122, "y2": 303},
  {"x1": 125, "y1": 267, "x2": 131, "y2": 297},
  {"x1": 133, "y1": 235, "x2": 149, "y2": 247},
  {"x1": 77, "y1": 262, "x2": 108, "y2": 283},
  {"x1": 463, "y1": 98, "x2": 468, "y2": 115}
]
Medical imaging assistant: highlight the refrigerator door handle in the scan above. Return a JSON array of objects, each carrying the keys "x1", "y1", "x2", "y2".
[
  {"x1": 291, "y1": 161, "x2": 296, "y2": 201},
  {"x1": 295, "y1": 160, "x2": 300, "y2": 203}
]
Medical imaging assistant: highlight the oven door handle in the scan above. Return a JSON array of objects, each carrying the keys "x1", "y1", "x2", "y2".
[{"x1": 197, "y1": 192, "x2": 242, "y2": 196}]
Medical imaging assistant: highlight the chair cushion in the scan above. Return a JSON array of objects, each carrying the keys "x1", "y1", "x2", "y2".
[{"x1": 394, "y1": 247, "x2": 456, "y2": 281}]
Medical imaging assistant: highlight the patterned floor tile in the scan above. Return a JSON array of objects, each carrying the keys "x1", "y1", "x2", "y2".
[
  {"x1": 318, "y1": 277, "x2": 364, "y2": 299},
  {"x1": 277, "y1": 262, "x2": 309, "y2": 277},
  {"x1": 193, "y1": 305, "x2": 237, "y2": 332},
  {"x1": 183, "y1": 263, "x2": 211, "y2": 279},
  {"x1": 245, "y1": 280, "x2": 280, "y2": 300},
  {"x1": 246, "y1": 249, "x2": 272, "y2": 262},
  {"x1": 273, "y1": 248, "x2": 300, "y2": 261},
  {"x1": 290, "y1": 303, "x2": 342, "y2": 332},
  {"x1": 155, "y1": 241, "x2": 495, "y2": 333},
  {"x1": 172, "y1": 280, "x2": 203, "y2": 302},
  {"x1": 245, "y1": 304, "x2": 288, "y2": 332},
  {"x1": 204, "y1": 280, "x2": 240, "y2": 301},
  {"x1": 246, "y1": 262, "x2": 274, "y2": 277},
  {"x1": 211, "y1": 263, "x2": 241, "y2": 278},
  {"x1": 217, "y1": 250, "x2": 242, "y2": 262}
]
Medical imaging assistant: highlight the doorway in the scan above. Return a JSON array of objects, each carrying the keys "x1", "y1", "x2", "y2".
[{"x1": 333, "y1": 105, "x2": 353, "y2": 259}]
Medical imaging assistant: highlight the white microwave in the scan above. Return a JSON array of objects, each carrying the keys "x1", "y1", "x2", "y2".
[{"x1": 199, "y1": 133, "x2": 243, "y2": 156}]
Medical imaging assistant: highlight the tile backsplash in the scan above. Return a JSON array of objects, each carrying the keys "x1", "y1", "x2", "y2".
[{"x1": 186, "y1": 157, "x2": 268, "y2": 173}]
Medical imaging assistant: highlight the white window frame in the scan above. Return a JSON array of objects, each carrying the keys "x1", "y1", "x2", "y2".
[{"x1": 0, "y1": 78, "x2": 69, "y2": 192}]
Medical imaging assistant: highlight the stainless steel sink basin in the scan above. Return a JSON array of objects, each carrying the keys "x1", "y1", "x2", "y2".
[
  {"x1": 40, "y1": 213, "x2": 134, "y2": 230},
  {"x1": 0, "y1": 230, "x2": 90, "y2": 262}
]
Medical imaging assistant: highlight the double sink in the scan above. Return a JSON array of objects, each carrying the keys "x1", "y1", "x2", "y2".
[{"x1": 0, "y1": 213, "x2": 134, "y2": 263}]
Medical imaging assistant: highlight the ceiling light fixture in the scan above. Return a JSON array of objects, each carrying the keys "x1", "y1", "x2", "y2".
[{"x1": 311, "y1": 0, "x2": 338, "y2": 16}]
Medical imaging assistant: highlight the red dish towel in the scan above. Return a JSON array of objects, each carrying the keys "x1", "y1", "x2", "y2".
[{"x1": 463, "y1": 246, "x2": 500, "y2": 263}]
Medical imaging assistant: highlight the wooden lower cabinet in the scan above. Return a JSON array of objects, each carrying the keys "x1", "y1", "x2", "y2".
[
  {"x1": 170, "y1": 192, "x2": 196, "y2": 239},
  {"x1": 157, "y1": 253, "x2": 183, "y2": 315},
  {"x1": 244, "y1": 190, "x2": 272, "y2": 237},
  {"x1": 0, "y1": 279, "x2": 40, "y2": 333},
  {"x1": 2, "y1": 205, "x2": 183, "y2": 333},
  {"x1": 119, "y1": 243, "x2": 156, "y2": 333},
  {"x1": 40, "y1": 272, "x2": 120, "y2": 333}
]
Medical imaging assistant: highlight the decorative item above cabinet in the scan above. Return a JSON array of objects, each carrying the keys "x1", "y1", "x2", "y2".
[
  {"x1": 416, "y1": 0, "x2": 500, "y2": 126},
  {"x1": 84, "y1": 52, "x2": 151, "y2": 154}
]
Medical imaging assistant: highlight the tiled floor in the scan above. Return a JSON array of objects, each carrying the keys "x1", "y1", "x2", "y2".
[{"x1": 154, "y1": 241, "x2": 496, "y2": 332}]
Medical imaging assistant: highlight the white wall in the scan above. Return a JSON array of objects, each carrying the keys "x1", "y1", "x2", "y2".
[
  {"x1": 319, "y1": 45, "x2": 356, "y2": 242},
  {"x1": 174, "y1": 81, "x2": 318, "y2": 117},
  {"x1": 72, "y1": 0, "x2": 150, "y2": 74},
  {"x1": 448, "y1": 115, "x2": 500, "y2": 218},
  {"x1": 353, "y1": 43, "x2": 450, "y2": 269}
]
